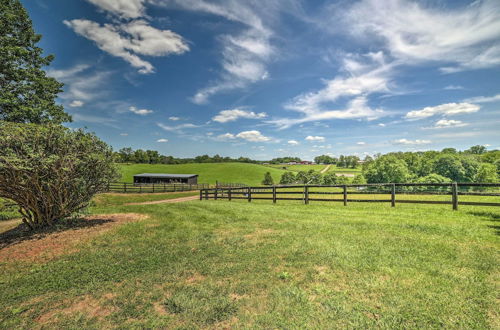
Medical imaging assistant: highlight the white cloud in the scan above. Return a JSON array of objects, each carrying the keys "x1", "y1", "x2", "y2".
[
  {"x1": 169, "y1": 116, "x2": 180, "y2": 121},
  {"x1": 212, "y1": 109, "x2": 267, "y2": 123},
  {"x1": 433, "y1": 119, "x2": 468, "y2": 129},
  {"x1": 444, "y1": 85, "x2": 464, "y2": 90},
  {"x1": 156, "y1": 138, "x2": 169, "y2": 143},
  {"x1": 405, "y1": 102, "x2": 480, "y2": 119},
  {"x1": 129, "y1": 106, "x2": 153, "y2": 115},
  {"x1": 393, "y1": 138, "x2": 431, "y2": 145},
  {"x1": 47, "y1": 64, "x2": 111, "y2": 102},
  {"x1": 287, "y1": 140, "x2": 299, "y2": 145},
  {"x1": 305, "y1": 136, "x2": 325, "y2": 142},
  {"x1": 340, "y1": 0, "x2": 500, "y2": 72},
  {"x1": 69, "y1": 100, "x2": 84, "y2": 107},
  {"x1": 463, "y1": 93, "x2": 500, "y2": 103},
  {"x1": 357, "y1": 142, "x2": 366, "y2": 145},
  {"x1": 85, "y1": 0, "x2": 148, "y2": 19},
  {"x1": 120, "y1": 133, "x2": 129, "y2": 136},
  {"x1": 236, "y1": 130, "x2": 270, "y2": 142},
  {"x1": 378, "y1": 123, "x2": 386, "y2": 127},
  {"x1": 157, "y1": 123, "x2": 200, "y2": 134},
  {"x1": 64, "y1": 19, "x2": 189, "y2": 74},
  {"x1": 216, "y1": 133, "x2": 237, "y2": 141}
]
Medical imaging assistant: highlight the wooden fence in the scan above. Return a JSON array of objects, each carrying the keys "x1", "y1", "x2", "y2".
[
  {"x1": 199, "y1": 183, "x2": 500, "y2": 210},
  {"x1": 107, "y1": 182, "x2": 209, "y2": 193}
]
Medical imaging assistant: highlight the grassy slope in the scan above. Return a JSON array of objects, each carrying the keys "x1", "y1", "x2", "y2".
[
  {"x1": 118, "y1": 163, "x2": 287, "y2": 185},
  {"x1": 1, "y1": 198, "x2": 498, "y2": 328}
]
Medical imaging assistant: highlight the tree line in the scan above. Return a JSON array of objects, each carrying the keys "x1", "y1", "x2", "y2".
[{"x1": 115, "y1": 148, "x2": 258, "y2": 164}]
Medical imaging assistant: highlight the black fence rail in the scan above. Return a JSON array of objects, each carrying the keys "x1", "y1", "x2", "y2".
[
  {"x1": 107, "y1": 182, "x2": 209, "y2": 193},
  {"x1": 199, "y1": 183, "x2": 500, "y2": 210},
  {"x1": 215, "y1": 181, "x2": 247, "y2": 188}
]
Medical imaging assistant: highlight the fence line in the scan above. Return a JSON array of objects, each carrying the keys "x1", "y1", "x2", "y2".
[
  {"x1": 107, "y1": 182, "x2": 209, "y2": 193},
  {"x1": 199, "y1": 183, "x2": 500, "y2": 211}
]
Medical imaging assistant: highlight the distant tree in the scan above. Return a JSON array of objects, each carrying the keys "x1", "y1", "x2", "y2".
[
  {"x1": 336, "y1": 175, "x2": 350, "y2": 184},
  {"x1": 465, "y1": 145, "x2": 487, "y2": 155},
  {"x1": 441, "y1": 148, "x2": 457, "y2": 154},
  {"x1": 262, "y1": 172, "x2": 274, "y2": 185},
  {"x1": 322, "y1": 172, "x2": 337, "y2": 185},
  {"x1": 352, "y1": 174, "x2": 367, "y2": 184},
  {"x1": 0, "y1": 122, "x2": 118, "y2": 229},
  {"x1": 279, "y1": 172, "x2": 296, "y2": 185},
  {"x1": 296, "y1": 170, "x2": 322, "y2": 184},
  {"x1": 475, "y1": 163, "x2": 498, "y2": 183},
  {"x1": 0, "y1": 0, "x2": 71, "y2": 123},
  {"x1": 432, "y1": 154, "x2": 466, "y2": 182},
  {"x1": 364, "y1": 155, "x2": 410, "y2": 183},
  {"x1": 414, "y1": 173, "x2": 451, "y2": 192}
]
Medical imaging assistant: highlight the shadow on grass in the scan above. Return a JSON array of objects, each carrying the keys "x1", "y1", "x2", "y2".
[
  {"x1": 468, "y1": 211, "x2": 500, "y2": 235},
  {"x1": 0, "y1": 217, "x2": 114, "y2": 249}
]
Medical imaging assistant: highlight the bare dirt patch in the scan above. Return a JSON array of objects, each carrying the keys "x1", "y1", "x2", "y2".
[
  {"x1": 0, "y1": 213, "x2": 147, "y2": 263},
  {"x1": 126, "y1": 195, "x2": 199, "y2": 205},
  {"x1": 37, "y1": 295, "x2": 116, "y2": 324}
]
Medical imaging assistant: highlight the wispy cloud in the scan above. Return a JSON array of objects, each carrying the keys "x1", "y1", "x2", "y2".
[
  {"x1": 432, "y1": 119, "x2": 468, "y2": 129},
  {"x1": 305, "y1": 136, "x2": 325, "y2": 142},
  {"x1": 405, "y1": 103, "x2": 479, "y2": 119},
  {"x1": 157, "y1": 122, "x2": 201, "y2": 134},
  {"x1": 444, "y1": 85, "x2": 464, "y2": 90},
  {"x1": 236, "y1": 130, "x2": 270, "y2": 142},
  {"x1": 212, "y1": 109, "x2": 267, "y2": 123},
  {"x1": 156, "y1": 138, "x2": 169, "y2": 143},
  {"x1": 392, "y1": 138, "x2": 431, "y2": 145},
  {"x1": 85, "y1": 0, "x2": 149, "y2": 19},
  {"x1": 129, "y1": 106, "x2": 153, "y2": 115},
  {"x1": 69, "y1": 100, "x2": 84, "y2": 107},
  {"x1": 463, "y1": 93, "x2": 500, "y2": 103},
  {"x1": 287, "y1": 140, "x2": 299, "y2": 145}
]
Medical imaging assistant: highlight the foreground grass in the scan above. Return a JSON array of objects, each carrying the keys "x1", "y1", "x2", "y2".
[
  {"x1": 118, "y1": 162, "x2": 287, "y2": 185},
  {"x1": 0, "y1": 198, "x2": 498, "y2": 328}
]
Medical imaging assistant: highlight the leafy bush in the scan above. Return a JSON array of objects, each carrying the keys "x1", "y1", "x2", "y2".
[
  {"x1": 364, "y1": 155, "x2": 411, "y2": 183},
  {"x1": 262, "y1": 172, "x2": 274, "y2": 185},
  {"x1": 279, "y1": 172, "x2": 296, "y2": 185},
  {"x1": 322, "y1": 172, "x2": 337, "y2": 185},
  {"x1": 0, "y1": 122, "x2": 118, "y2": 229}
]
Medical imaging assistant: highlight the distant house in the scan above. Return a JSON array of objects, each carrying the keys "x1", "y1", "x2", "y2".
[
  {"x1": 133, "y1": 173, "x2": 198, "y2": 185},
  {"x1": 300, "y1": 161, "x2": 314, "y2": 165}
]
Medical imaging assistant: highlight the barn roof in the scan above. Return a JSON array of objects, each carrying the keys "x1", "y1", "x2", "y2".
[{"x1": 133, "y1": 173, "x2": 198, "y2": 178}]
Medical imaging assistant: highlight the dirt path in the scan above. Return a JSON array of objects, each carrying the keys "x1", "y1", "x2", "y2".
[
  {"x1": 320, "y1": 164, "x2": 332, "y2": 174},
  {"x1": 125, "y1": 195, "x2": 199, "y2": 205}
]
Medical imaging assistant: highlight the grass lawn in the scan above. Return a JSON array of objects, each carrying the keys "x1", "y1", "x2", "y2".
[
  {"x1": 0, "y1": 196, "x2": 498, "y2": 328},
  {"x1": 118, "y1": 163, "x2": 287, "y2": 185}
]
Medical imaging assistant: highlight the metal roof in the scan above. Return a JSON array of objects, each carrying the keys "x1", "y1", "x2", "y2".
[{"x1": 133, "y1": 173, "x2": 198, "y2": 178}]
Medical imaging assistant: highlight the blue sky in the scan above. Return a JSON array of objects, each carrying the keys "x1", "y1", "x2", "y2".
[{"x1": 25, "y1": 0, "x2": 500, "y2": 160}]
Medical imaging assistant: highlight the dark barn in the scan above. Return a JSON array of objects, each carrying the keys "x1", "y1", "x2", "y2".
[{"x1": 133, "y1": 173, "x2": 198, "y2": 185}]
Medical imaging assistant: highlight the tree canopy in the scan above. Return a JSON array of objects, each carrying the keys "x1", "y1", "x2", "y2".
[{"x1": 0, "y1": 0, "x2": 70, "y2": 123}]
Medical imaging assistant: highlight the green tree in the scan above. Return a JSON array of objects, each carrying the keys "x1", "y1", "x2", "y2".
[
  {"x1": 279, "y1": 172, "x2": 296, "y2": 185},
  {"x1": 336, "y1": 175, "x2": 350, "y2": 184},
  {"x1": 0, "y1": 0, "x2": 70, "y2": 123},
  {"x1": 432, "y1": 154, "x2": 466, "y2": 182},
  {"x1": 262, "y1": 172, "x2": 274, "y2": 185},
  {"x1": 364, "y1": 155, "x2": 411, "y2": 183},
  {"x1": 475, "y1": 163, "x2": 498, "y2": 183},
  {"x1": 352, "y1": 174, "x2": 367, "y2": 184},
  {"x1": 322, "y1": 172, "x2": 337, "y2": 185},
  {"x1": 0, "y1": 122, "x2": 118, "y2": 229},
  {"x1": 465, "y1": 145, "x2": 487, "y2": 155}
]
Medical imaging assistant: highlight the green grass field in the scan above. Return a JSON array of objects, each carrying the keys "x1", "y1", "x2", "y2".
[
  {"x1": 1, "y1": 196, "x2": 498, "y2": 328},
  {"x1": 118, "y1": 163, "x2": 287, "y2": 185}
]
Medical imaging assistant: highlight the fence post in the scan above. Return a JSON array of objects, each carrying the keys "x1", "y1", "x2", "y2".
[
  {"x1": 452, "y1": 182, "x2": 458, "y2": 211},
  {"x1": 228, "y1": 188, "x2": 232, "y2": 201},
  {"x1": 248, "y1": 187, "x2": 252, "y2": 202},
  {"x1": 273, "y1": 186, "x2": 277, "y2": 204},
  {"x1": 343, "y1": 185, "x2": 347, "y2": 206},
  {"x1": 304, "y1": 185, "x2": 309, "y2": 205},
  {"x1": 124, "y1": 183, "x2": 127, "y2": 193},
  {"x1": 391, "y1": 183, "x2": 396, "y2": 207},
  {"x1": 214, "y1": 188, "x2": 218, "y2": 200},
  {"x1": 199, "y1": 189, "x2": 203, "y2": 201}
]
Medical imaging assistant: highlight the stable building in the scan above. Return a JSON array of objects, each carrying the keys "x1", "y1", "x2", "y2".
[{"x1": 133, "y1": 173, "x2": 198, "y2": 185}]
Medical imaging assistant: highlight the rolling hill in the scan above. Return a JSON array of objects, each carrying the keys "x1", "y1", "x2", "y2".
[{"x1": 118, "y1": 163, "x2": 288, "y2": 185}]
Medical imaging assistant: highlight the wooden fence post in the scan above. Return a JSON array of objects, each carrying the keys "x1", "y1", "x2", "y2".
[
  {"x1": 199, "y1": 189, "x2": 203, "y2": 201},
  {"x1": 214, "y1": 188, "x2": 218, "y2": 200},
  {"x1": 228, "y1": 188, "x2": 232, "y2": 201},
  {"x1": 391, "y1": 183, "x2": 396, "y2": 207},
  {"x1": 248, "y1": 187, "x2": 252, "y2": 202},
  {"x1": 343, "y1": 185, "x2": 347, "y2": 206},
  {"x1": 124, "y1": 183, "x2": 127, "y2": 193},
  {"x1": 452, "y1": 182, "x2": 458, "y2": 211},
  {"x1": 273, "y1": 186, "x2": 277, "y2": 204},
  {"x1": 304, "y1": 185, "x2": 309, "y2": 205}
]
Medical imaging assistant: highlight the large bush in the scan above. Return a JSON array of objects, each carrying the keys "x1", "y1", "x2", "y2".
[
  {"x1": 364, "y1": 155, "x2": 411, "y2": 183},
  {"x1": 0, "y1": 122, "x2": 118, "y2": 229}
]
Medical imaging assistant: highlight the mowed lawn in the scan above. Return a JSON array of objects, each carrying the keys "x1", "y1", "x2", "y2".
[
  {"x1": 0, "y1": 199, "x2": 498, "y2": 328},
  {"x1": 118, "y1": 163, "x2": 287, "y2": 185}
]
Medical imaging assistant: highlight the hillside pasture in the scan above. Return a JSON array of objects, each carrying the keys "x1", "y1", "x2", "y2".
[
  {"x1": 0, "y1": 196, "x2": 498, "y2": 328},
  {"x1": 118, "y1": 163, "x2": 287, "y2": 185}
]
